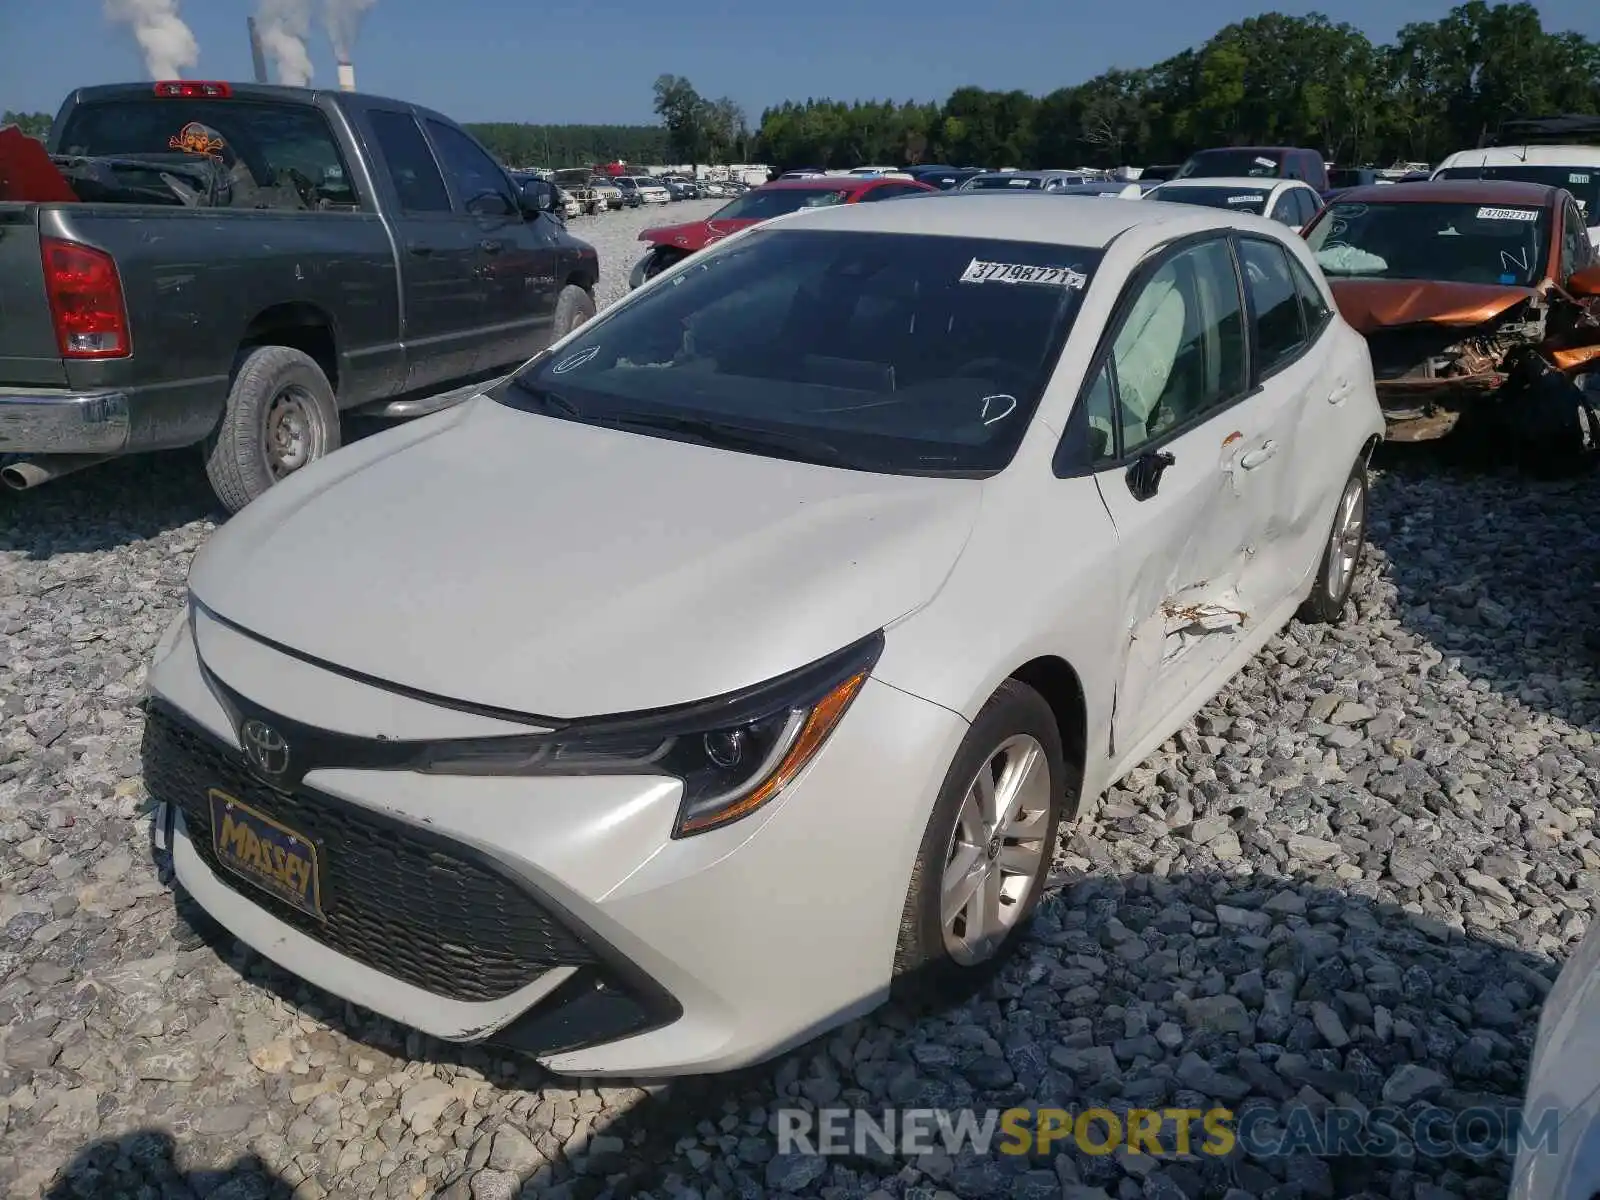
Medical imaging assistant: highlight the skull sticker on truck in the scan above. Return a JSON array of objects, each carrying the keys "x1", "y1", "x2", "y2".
[{"x1": 169, "y1": 122, "x2": 225, "y2": 157}]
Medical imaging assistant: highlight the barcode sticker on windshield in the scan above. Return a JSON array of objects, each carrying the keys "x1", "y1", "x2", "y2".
[
  {"x1": 1477, "y1": 206, "x2": 1539, "y2": 221},
  {"x1": 1228, "y1": 194, "x2": 1264, "y2": 204},
  {"x1": 1254, "y1": 156, "x2": 1275, "y2": 168},
  {"x1": 1571, "y1": 173, "x2": 1592, "y2": 184},
  {"x1": 960, "y1": 259, "x2": 1087, "y2": 288}
]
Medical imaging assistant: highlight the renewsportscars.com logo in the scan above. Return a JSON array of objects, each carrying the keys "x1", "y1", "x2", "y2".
[{"x1": 775, "y1": 1104, "x2": 1562, "y2": 1160}]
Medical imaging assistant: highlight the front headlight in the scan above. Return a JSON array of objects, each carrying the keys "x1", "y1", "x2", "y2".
[{"x1": 416, "y1": 632, "x2": 883, "y2": 837}]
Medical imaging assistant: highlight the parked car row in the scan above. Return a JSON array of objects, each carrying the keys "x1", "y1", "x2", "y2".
[
  {"x1": 537, "y1": 167, "x2": 748, "y2": 216},
  {"x1": 634, "y1": 149, "x2": 1600, "y2": 469}
]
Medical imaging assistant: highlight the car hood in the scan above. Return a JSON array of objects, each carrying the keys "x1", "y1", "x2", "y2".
[
  {"x1": 639, "y1": 217, "x2": 758, "y2": 252},
  {"x1": 189, "y1": 397, "x2": 982, "y2": 718},
  {"x1": 1329, "y1": 278, "x2": 1537, "y2": 332}
]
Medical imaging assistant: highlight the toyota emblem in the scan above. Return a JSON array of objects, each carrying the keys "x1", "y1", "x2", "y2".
[{"x1": 240, "y1": 719, "x2": 290, "y2": 778}]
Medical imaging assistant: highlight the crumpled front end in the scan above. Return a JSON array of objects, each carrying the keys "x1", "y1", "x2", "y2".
[{"x1": 1356, "y1": 290, "x2": 1600, "y2": 453}]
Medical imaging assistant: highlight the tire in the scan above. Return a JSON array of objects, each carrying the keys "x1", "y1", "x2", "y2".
[
  {"x1": 204, "y1": 345, "x2": 340, "y2": 515},
  {"x1": 1298, "y1": 457, "x2": 1368, "y2": 624},
  {"x1": 892, "y1": 680, "x2": 1068, "y2": 1001},
  {"x1": 553, "y1": 285, "x2": 597, "y2": 338}
]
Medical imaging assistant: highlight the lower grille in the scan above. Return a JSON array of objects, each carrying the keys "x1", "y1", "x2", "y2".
[{"x1": 141, "y1": 704, "x2": 598, "y2": 1003}]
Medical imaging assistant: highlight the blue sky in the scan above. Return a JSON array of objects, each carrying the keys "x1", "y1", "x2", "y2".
[{"x1": 3, "y1": 0, "x2": 1598, "y2": 127}]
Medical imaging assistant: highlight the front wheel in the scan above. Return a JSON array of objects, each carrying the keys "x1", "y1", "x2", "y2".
[
  {"x1": 205, "y1": 345, "x2": 340, "y2": 514},
  {"x1": 893, "y1": 680, "x2": 1067, "y2": 998},
  {"x1": 1298, "y1": 458, "x2": 1368, "y2": 623},
  {"x1": 553, "y1": 284, "x2": 596, "y2": 338}
]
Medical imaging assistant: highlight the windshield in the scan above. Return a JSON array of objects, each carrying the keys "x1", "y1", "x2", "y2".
[
  {"x1": 1149, "y1": 185, "x2": 1269, "y2": 214},
  {"x1": 54, "y1": 98, "x2": 358, "y2": 210},
  {"x1": 1435, "y1": 165, "x2": 1599, "y2": 223},
  {"x1": 1179, "y1": 150, "x2": 1283, "y2": 179},
  {"x1": 964, "y1": 175, "x2": 1042, "y2": 190},
  {"x1": 710, "y1": 187, "x2": 851, "y2": 220},
  {"x1": 1306, "y1": 200, "x2": 1550, "y2": 285},
  {"x1": 496, "y1": 228, "x2": 1101, "y2": 475}
]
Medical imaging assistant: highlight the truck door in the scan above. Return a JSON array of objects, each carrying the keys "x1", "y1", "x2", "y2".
[
  {"x1": 421, "y1": 118, "x2": 559, "y2": 371},
  {"x1": 360, "y1": 107, "x2": 486, "y2": 393}
]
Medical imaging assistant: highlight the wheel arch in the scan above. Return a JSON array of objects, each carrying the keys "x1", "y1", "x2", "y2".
[
  {"x1": 239, "y1": 302, "x2": 340, "y2": 395},
  {"x1": 1006, "y1": 655, "x2": 1088, "y2": 818}
]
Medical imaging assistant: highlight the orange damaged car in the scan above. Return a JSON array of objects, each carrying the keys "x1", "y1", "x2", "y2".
[{"x1": 1303, "y1": 179, "x2": 1600, "y2": 463}]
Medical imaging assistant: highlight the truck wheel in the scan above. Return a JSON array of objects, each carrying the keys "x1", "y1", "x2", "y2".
[
  {"x1": 553, "y1": 285, "x2": 596, "y2": 338},
  {"x1": 205, "y1": 345, "x2": 340, "y2": 514}
]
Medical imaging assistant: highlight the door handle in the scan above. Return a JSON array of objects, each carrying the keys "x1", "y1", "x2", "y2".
[
  {"x1": 1239, "y1": 440, "x2": 1278, "y2": 470},
  {"x1": 479, "y1": 239, "x2": 504, "y2": 254},
  {"x1": 1327, "y1": 379, "x2": 1354, "y2": 405},
  {"x1": 406, "y1": 242, "x2": 435, "y2": 257}
]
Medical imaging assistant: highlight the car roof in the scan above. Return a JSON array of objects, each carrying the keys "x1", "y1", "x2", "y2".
[
  {"x1": 756, "y1": 191, "x2": 1242, "y2": 247},
  {"x1": 1437, "y1": 146, "x2": 1600, "y2": 169},
  {"x1": 1331, "y1": 178, "x2": 1559, "y2": 205},
  {"x1": 1152, "y1": 177, "x2": 1302, "y2": 191},
  {"x1": 759, "y1": 176, "x2": 880, "y2": 192}
]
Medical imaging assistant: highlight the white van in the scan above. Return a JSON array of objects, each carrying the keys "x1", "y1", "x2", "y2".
[{"x1": 1432, "y1": 145, "x2": 1600, "y2": 247}]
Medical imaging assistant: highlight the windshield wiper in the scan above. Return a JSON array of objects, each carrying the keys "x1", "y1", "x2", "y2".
[
  {"x1": 504, "y1": 376, "x2": 582, "y2": 417},
  {"x1": 595, "y1": 411, "x2": 850, "y2": 467}
]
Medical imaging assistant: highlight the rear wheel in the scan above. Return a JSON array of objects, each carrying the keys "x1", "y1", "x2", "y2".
[
  {"x1": 1298, "y1": 458, "x2": 1368, "y2": 623},
  {"x1": 893, "y1": 680, "x2": 1067, "y2": 999},
  {"x1": 205, "y1": 345, "x2": 340, "y2": 514}
]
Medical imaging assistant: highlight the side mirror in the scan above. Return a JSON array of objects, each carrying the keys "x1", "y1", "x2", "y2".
[
  {"x1": 467, "y1": 190, "x2": 515, "y2": 218},
  {"x1": 1125, "y1": 449, "x2": 1175, "y2": 501},
  {"x1": 1569, "y1": 264, "x2": 1600, "y2": 298}
]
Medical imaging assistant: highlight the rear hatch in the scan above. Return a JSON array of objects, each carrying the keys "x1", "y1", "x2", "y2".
[{"x1": 0, "y1": 204, "x2": 68, "y2": 388}]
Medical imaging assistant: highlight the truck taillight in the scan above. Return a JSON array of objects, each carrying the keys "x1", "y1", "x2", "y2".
[
  {"x1": 41, "y1": 237, "x2": 130, "y2": 359},
  {"x1": 154, "y1": 81, "x2": 232, "y2": 98}
]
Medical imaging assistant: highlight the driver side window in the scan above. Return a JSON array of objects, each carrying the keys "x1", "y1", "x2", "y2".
[
  {"x1": 424, "y1": 118, "x2": 515, "y2": 213},
  {"x1": 1098, "y1": 239, "x2": 1247, "y2": 457}
]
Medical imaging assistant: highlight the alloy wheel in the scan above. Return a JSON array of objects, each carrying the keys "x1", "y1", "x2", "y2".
[
  {"x1": 1324, "y1": 474, "x2": 1366, "y2": 599},
  {"x1": 940, "y1": 733, "x2": 1052, "y2": 966}
]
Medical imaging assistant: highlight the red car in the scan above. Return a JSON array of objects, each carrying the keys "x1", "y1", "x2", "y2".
[{"x1": 628, "y1": 175, "x2": 939, "y2": 288}]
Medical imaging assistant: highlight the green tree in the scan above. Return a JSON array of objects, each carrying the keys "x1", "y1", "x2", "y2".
[{"x1": 2, "y1": 111, "x2": 52, "y2": 142}]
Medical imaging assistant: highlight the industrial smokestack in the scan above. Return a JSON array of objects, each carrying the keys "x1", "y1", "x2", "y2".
[
  {"x1": 247, "y1": 17, "x2": 269, "y2": 83},
  {"x1": 337, "y1": 60, "x2": 355, "y2": 91}
]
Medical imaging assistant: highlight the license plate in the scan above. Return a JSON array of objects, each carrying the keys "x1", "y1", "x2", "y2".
[{"x1": 208, "y1": 789, "x2": 325, "y2": 920}]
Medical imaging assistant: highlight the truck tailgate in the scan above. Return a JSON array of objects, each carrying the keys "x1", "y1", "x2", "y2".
[{"x1": 0, "y1": 204, "x2": 68, "y2": 388}]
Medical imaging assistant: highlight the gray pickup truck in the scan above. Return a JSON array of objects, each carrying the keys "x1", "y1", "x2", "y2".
[{"x1": 0, "y1": 80, "x2": 599, "y2": 511}]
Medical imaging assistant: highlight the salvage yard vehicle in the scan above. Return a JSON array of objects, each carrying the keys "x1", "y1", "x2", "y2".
[
  {"x1": 1432, "y1": 125, "x2": 1600, "y2": 248},
  {"x1": 0, "y1": 82, "x2": 599, "y2": 511},
  {"x1": 144, "y1": 194, "x2": 1384, "y2": 1077},
  {"x1": 1177, "y1": 146, "x2": 1330, "y2": 193},
  {"x1": 1304, "y1": 180, "x2": 1600, "y2": 464},
  {"x1": 957, "y1": 170, "x2": 1089, "y2": 192},
  {"x1": 550, "y1": 168, "x2": 606, "y2": 215},
  {"x1": 627, "y1": 174, "x2": 938, "y2": 289},
  {"x1": 1145, "y1": 176, "x2": 1324, "y2": 228}
]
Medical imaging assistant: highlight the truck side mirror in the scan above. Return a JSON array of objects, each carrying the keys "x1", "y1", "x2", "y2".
[{"x1": 466, "y1": 190, "x2": 514, "y2": 218}]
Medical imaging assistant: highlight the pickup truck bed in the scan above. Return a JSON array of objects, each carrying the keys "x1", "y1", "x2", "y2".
[{"x1": 0, "y1": 82, "x2": 599, "y2": 511}]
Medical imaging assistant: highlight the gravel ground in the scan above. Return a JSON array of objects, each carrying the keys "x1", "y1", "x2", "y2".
[
  {"x1": 2, "y1": 240, "x2": 1599, "y2": 1199},
  {"x1": 567, "y1": 199, "x2": 723, "y2": 309}
]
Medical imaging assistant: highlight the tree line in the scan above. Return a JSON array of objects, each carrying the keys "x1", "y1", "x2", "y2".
[{"x1": 753, "y1": 2, "x2": 1600, "y2": 171}]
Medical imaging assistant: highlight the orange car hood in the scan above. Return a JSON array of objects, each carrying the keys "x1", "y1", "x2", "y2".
[{"x1": 1330, "y1": 279, "x2": 1537, "y2": 332}]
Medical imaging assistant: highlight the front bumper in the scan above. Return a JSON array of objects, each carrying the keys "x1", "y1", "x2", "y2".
[
  {"x1": 144, "y1": 608, "x2": 967, "y2": 1076},
  {"x1": 0, "y1": 387, "x2": 131, "y2": 455}
]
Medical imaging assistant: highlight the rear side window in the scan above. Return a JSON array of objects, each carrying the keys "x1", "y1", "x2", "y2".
[
  {"x1": 367, "y1": 110, "x2": 451, "y2": 213},
  {"x1": 55, "y1": 98, "x2": 358, "y2": 210},
  {"x1": 1239, "y1": 239, "x2": 1306, "y2": 377},
  {"x1": 1563, "y1": 199, "x2": 1596, "y2": 277},
  {"x1": 1290, "y1": 254, "x2": 1333, "y2": 336}
]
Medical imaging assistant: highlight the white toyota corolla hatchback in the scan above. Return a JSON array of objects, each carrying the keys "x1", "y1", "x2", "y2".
[{"x1": 144, "y1": 195, "x2": 1384, "y2": 1077}]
